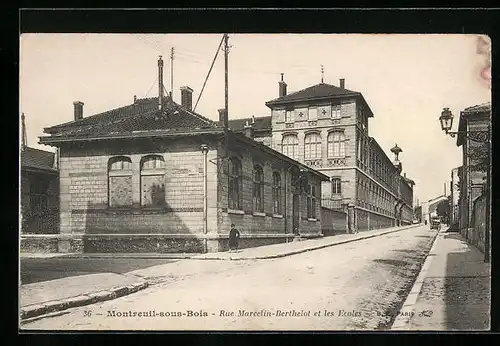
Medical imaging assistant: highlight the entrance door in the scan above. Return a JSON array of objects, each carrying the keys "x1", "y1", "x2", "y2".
[{"x1": 292, "y1": 194, "x2": 300, "y2": 235}]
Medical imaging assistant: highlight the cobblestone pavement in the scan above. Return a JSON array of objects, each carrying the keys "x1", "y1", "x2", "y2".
[{"x1": 21, "y1": 225, "x2": 437, "y2": 331}]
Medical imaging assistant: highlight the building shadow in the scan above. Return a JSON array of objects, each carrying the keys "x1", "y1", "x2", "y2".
[
  {"x1": 441, "y1": 233, "x2": 491, "y2": 330},
  {"x1": 84, "y1": 197, "x2": 201, "y2": 253}
]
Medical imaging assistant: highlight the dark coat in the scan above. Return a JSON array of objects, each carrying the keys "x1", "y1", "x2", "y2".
[{"x1": 229, "y1": 228, "x2": 240, "y2": 248}]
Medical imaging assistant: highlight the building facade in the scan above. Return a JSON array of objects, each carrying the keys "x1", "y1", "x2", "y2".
[
  {"x1": 450, "y1": 166, "x2": 461, "y2": 229},
  {"x1": 27, "y1": 60, "x2": 328, "y2": 253},
  {"x1": 230, "y1": 76, "x2": 415, "y2": 232},
  {"x1": 456, "y1": 103, "x2": 491, "y2": 247},
  {"x1": 20, "y1": 146, "x2": 60, "y2": 236}
]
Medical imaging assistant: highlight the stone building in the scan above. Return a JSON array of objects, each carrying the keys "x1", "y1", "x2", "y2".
[
  {"x1": 31, "y1": 57, "x2": 328, "y2": 254},
  {"x1": 230, "y1": 75, "x2": 414, "y2": 232},
  {"x1": 456, "y1": 102, "x2": 491, "y2": 244},
  {"x1": 20, "y1": 113, "x2": 59, "y2": 238}
]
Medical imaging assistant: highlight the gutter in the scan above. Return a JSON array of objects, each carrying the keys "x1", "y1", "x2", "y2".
[{"x1": 38, "y1": 128, "x2": 224, "y2": 145}]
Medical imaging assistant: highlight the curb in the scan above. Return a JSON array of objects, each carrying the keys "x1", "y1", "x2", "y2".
[
  {"x1": 196, "y1": 224, "x2": 421, "y2": 261},
  {"x1": 390, "y1": 229, "x2": 441, "y2": 330},
  {"x1": 20, "y1": 279, "x2": 149, "y2": 322}
]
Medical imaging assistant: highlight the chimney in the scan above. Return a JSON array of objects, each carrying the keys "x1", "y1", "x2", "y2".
[
  {"x1": 278, "y1": 73, "x2": 287, "y2": 97},
  {"x1": 339, "y1": 78, "x2": 345, "y2": 89},
  {"x1": 252, "y1": 115, "x2": 255, "y2": 124},
  {"x1": 73, "y1": 101, "x2": 84, "y2": 121},
  {"x1": 180, "y1": 86, "x2": 193, "y2": 111},
  {"x1": 218, "y1": 108, "x2": 226, "y2": 126},
  {"x1": 134, "y1": 95, "x2": 137, "y2": 104},
  {"x1": 158, "y1": 56, "x2": 164, "y2": 110},
  {"x1": 244, "y1": 120, "x2": 254, "y2": 139}
]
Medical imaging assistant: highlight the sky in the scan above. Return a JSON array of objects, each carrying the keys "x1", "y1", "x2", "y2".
[{"x1": 19, "y1": 34, "x2": 491, "y2": 204}]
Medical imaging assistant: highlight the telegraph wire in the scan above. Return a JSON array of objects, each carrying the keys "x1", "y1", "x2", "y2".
[
  {"x1": 144, "y1": 77, "x2": 158, "y2": 98},
  {"x1": 193, "y1": 34, "x2": 225, "y2": 112}
]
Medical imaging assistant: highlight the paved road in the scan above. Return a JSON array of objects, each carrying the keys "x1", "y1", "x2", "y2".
[
  {"x1": 20, "y1": 258, "x2": 178, "y2": 284},
  {"x1": 22, "y1": 225, "x2": 437, "y2": 331}
]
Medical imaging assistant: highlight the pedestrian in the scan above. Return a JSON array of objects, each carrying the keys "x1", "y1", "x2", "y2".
[{"x1": 228, "y1": 223, "x2": 240, "y2": 252}]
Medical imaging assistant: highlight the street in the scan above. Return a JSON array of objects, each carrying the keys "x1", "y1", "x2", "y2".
[
  {"x1": 22, "y1": 225, "x2": 438, "y2": 331},
  {"x1": 20, "y1": 258, "x2": 178, "y2": 285}
]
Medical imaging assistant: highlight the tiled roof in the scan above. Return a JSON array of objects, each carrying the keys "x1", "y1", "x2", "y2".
[
  {"x1": 463, "y1": 102, "x2": 491, "y2": 114},
  {"x1": 228, "y1": 116, "x2": 272, "y2": 132},
  {"x1": 43, "y1": 97, "x2": 218, "y2": 139},
  {"x1": 266, "y1": 83, "x2": 358, "y2": 105},
  {"x1": 21, "y1": 147, "x2": 57, "y2": 172}
]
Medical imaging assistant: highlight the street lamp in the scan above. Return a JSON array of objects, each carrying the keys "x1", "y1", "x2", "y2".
[{"x1": 439, "y1": 107, "x2": 491, "y2": 263}]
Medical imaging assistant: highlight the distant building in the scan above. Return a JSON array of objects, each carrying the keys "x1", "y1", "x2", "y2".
[
  {"x1": 230, "y1": 75, "x2": 415, "y2": 232},
  {"x1": 450, "y1": 166, "x2": 461, "y2": 228},
  {"x1": 20, "y1": 114, "x2": 60, "y2": 235}
]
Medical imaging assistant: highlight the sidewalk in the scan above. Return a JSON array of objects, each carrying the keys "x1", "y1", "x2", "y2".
[
  {"x1": 22, "y1": 223, "x2": 419, "y2": 260},
  {"x1": 20, "y1": 224, "x2": 418, "y2": 322},
  {"x1": 20, "y1": 273, "x2": 148, "y2": 322},
  {"x1": 391, "y1": 230, "x2": 491, "y2": 331}
]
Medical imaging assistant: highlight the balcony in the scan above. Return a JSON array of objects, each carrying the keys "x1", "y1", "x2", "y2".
[
  {"x1": 321, "y1": 198, "x2": 344, "y2": 211},
  {"x1": 327, "y1": 158, "x2": 346, "y2": 167},
  {"x1": 304, "y1": 158, "x2": 322, "y2": 168}
]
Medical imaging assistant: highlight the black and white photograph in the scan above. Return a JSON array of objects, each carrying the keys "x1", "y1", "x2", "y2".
[{"x1": 19, "y1": 31, "x2": 491, "y2": 331}]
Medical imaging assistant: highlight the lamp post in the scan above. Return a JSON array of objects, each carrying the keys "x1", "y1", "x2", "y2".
[{"x1": 439, "y1": 107, "x2": 491, "y2": 263}]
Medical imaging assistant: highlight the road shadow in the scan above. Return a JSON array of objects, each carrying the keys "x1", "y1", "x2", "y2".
[
  {"x1": 20, "y1": 258, "x2": 178, "y2": 285},
  {"x1": 443, "y1": 248, "x2": 490, "y2": 330},
  {"x1": 372, "y1": 258, "x2": 409, "y2": 267}
]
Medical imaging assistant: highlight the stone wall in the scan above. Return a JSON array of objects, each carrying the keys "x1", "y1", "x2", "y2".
[{"x1": 320, "y1": 207, "x2": 346, "y2": 236}]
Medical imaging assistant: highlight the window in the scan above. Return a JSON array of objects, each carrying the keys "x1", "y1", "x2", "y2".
[
  {"x1": 285, "y1": 110, "x2": 293, "y2": 122},
  {"x1": 253, "y1": 165, "x2": 264, "y2": 213},
  {"x1": 272, "y1": 172, "x2": 282, "y2": 215},
  {"x1": 307, "y1": 183, "x2": 317, "y2": 219},
  {"x1": 228, "y1": 157, "x2": 242, "y2": 210},
  {"x1": 327, "y1": 131, "x2": 346, "y2": 157},
  {"x1": 282, "y1": 134, "x2": 299, "y2": 160},
  {"x1": 141, "y1": 155, "x2": 166, "y2": 207},
  {"x1": 332, "y1": 104, "x2": 341, "y2": 118},
  {"x1": 108, "y1": 156, "x2": 133, "y2": 207},
  {"x1": 331, "y1": 177, "x2": 342, "y2": 194},
  {"x1": 304, "y1": 133, "x2": 322, "y2": 159},
  {"x1": 308, "y1": 107, "x2": 318, "y2": 121}
]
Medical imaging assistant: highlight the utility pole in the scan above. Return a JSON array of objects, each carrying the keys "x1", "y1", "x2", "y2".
[
  {"x1": 170, "y1": 47, "x2": 174, "y2": 99},
  {"x1": 223, "y1": 34, "x2": 229, "y2": 154},
  {"x1": 21, "y1": 112, "x2": 27, "y2": 150}
]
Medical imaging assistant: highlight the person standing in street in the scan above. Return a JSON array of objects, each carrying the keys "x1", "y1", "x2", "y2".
[{"x1": 228, "y1": 223, "x2": 240, "y2": 252}]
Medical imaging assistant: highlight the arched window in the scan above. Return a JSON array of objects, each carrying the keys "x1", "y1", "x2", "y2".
[
  {"x1": 108, "y1": 156, "x2": 133, "y2": 207},
  {"x1": 304, "y1": 133, "x2": 321, "y2": 159},
  {"x1": 253, "y1": 165, "x2": 264, "y2": 213},
  {"x1": 327, "y1": 131, "x2": 346, "y2": 158},
  {"x1": 282, "y1": 134, "x2": 298, "y2": 160},
  {"x1": 272, "y1": 171, "x2": 282, "y2": 215},
  {"x1": 331, "y1": 177, "x2": 342, "y2": 195},
  {"x1": 141, "y1": 155, "x2": 166, "y2": 207},
  {"x1": 228, "y1": 157, "x2": 242, "y2": 210}
]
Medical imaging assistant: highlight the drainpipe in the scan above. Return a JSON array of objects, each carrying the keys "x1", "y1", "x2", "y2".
[
  {"x1": 284, "y1": 165, "x2": 294, "y2": 243},
  {"x1": 200, "y1": 144, "x2": 209, "y2": 252}
]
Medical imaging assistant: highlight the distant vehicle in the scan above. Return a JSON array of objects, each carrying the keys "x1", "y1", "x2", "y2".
[
  {"x1": 430, "y1": 216, "x2": 441, "y2": 230},
  {"x1": 412, "y1": 219, "x2": 419, "y2": 224}
]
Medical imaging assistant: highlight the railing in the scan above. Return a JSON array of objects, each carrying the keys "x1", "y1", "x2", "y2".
[
  {"x1": 304, "y1": 159, "x2": 323, "y2": 168},
  {"x1": 327, "y1": 158, "x2": 346, "y2": 167},
  {"x1": 321, "y1": 198, "x2": 344, "y2": 211}
]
